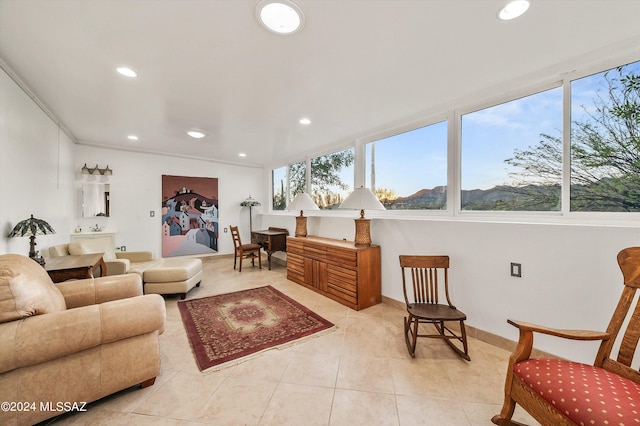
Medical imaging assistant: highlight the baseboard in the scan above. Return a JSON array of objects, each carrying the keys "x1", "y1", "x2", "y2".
[{"x1": 381, "y1": 295, "x2": 555, "y2": 358}]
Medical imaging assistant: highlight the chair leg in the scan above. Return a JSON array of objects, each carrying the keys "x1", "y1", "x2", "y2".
[
  {"x1": 258, "y1": 249, "x2": 262, "y2": 269},
  {"x1": 460, "y1": 320, "x2": 470, "y2": 360},
  {"x1": 434, "y1": 320, "x2": 471, "y2": 361},
  {"x1": 238, "y1": 251, "x2": 243, "y2": 272},
  {"x1": 233, "y1": 251, "x2": 237, "y2": 270},
  {"x1": 404, "y1": 315, "x2": 417, "y2": 357}
]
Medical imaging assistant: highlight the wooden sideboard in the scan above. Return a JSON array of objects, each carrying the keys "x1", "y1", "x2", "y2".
[{"x1": 286, "y1": 236, "x2": 381, "y2": 311}]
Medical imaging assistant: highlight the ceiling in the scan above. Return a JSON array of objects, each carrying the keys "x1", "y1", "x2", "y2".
[{"x1": 2, "y1": 1, "x2": 640, "y2": 168}]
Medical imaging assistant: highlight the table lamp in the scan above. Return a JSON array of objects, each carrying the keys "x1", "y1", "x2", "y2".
[
  {"x1": 338, "y1": 187, "x2": 385, "y2": 247},
  {"x1": 287, "y1": 192, "x2": 319, "y2": 237},
  {"x1": 8, "y1": 214, "x2": 56, "y2": 265}
]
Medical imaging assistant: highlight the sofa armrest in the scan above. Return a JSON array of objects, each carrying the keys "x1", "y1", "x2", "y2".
[
  {"x1": 117, "y1": 251, "x2": 154, "y2": 263},
  {"x1": 0, "y1": 294, "x2": 165, "y2": 374},
  {"x1": 56, "y1": 274, "x2": 143, "y2": 309},
  {"x1": 105, "y1": 259, "x2": 130, "y2": 275}
]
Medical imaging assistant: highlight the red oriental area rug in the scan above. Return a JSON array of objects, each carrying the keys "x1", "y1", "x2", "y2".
[{"x1": 178, "y1": 286, "x2": 335, "y2": 372}]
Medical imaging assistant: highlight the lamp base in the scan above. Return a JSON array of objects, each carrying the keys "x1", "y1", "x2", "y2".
[
  {"x1": 353, "y1": 217, "x2": 371, "y2": 247},
  {"x1": 295, "y1": 215, "x2": 308, "y2": 237},
  {"x1": 31, "y1": 256, "x2": 46, "y2": 266}
]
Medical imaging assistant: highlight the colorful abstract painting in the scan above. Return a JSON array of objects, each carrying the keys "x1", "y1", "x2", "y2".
[{"x1": 162, "y1": 175, "x2": 218, "y2": 257}]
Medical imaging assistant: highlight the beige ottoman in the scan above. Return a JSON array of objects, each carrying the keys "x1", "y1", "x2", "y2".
[{"x1": 143, "y1": 258, "x2": 203, "y2": 299}]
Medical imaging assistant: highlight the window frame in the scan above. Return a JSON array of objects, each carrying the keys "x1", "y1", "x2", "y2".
[{"x1": 267, "y1": 52, "x2": 640, "y2": 226}]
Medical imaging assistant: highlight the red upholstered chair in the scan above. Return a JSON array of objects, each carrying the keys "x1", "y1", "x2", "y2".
[{"x1": 492, "y1": 247, "x2": 640, "y2": 426}]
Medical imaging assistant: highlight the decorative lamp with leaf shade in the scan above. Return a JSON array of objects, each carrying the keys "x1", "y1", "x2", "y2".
[
  {"x1": 287, "y1": 192, "x2": 319, "y2": 237},
  {"x1": 240, "y1": 195, "x2": 261, "y2": 233},
  {"x1": 8, "y1": 214, "x2": 56, "y2": 265},
  {"x1": 338, "y1": 187, "x2": 385, "y2": 247}
]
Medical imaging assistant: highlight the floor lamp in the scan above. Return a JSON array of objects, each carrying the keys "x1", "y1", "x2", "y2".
[{"x1": 240, "y1": 195, "x2": 261, "y2": 233}]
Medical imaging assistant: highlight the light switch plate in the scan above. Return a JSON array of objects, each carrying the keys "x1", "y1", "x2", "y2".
[{"x1": 510, "y1": 262, "x2": 522, "y2": 277}]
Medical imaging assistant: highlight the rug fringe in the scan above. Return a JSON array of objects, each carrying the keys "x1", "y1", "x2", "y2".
[{"x1": 199, "y1": 325, "x2": 337, "y2": 374}]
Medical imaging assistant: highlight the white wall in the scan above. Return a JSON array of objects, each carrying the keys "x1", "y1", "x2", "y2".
[
  {"x1": 0, "y1": 68, "x2": 75, "y2": 255},
  {"x1": 1, "y1": 65, "x2": 264, "y2": 260},
  {"x1": 261, "y1": 211, "x2": 640, "y2": 364},
  {"x1": 73, "y1": 145, "x2": 264, "y2": 258}
]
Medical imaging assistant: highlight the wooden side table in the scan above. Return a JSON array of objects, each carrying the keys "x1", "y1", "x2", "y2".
[{"x1": 45, "y1": 253, "x2": 106, "y2": 283}]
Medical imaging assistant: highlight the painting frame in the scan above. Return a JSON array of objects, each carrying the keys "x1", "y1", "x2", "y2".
[{"x1": 162, "y1": 175, "x2": 219, "y2": 257}]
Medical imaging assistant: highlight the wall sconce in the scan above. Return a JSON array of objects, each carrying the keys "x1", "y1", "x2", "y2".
[{"x1": 81, "y1": 163, "x2": 113, "y2": 176}]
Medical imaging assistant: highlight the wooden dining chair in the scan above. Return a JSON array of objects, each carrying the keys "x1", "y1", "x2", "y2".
[
  {"x1": 492, "y1": 247, "x2": 640, "y2": 426},
  {"x1": 230, "y1": 225, "x2": 261, "y2": 272},
  {"x1": 399, "y1": 255, "x2": 470, "y2": 361}
]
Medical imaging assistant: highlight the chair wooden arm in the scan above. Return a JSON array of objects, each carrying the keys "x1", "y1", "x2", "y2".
[
  {"x1": 508, "y1": 319, "x2": 610, "y2": 341},
  {"x1": 507, "y1": 319, "x2": 611, "y2": 366}
]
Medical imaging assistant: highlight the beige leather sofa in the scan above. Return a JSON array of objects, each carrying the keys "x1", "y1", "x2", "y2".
[
  {"x1": 0, "y1": 254, "x2": 166, "y2": 426},
  {"x1": 49, "y1": 237, "x2": 154, "y2": 276}
]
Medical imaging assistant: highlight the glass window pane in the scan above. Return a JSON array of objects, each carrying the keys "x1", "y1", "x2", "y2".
[
  {"x1": 310, "y1": 148, "x2": 354, "y2": 209},
  {"x1": 288, "y1": 161, "x2": 306, "y2": 203},
  {"x1": 365, "y1": 122, "x2": 447, "y2": 210},
  {"x1": 272, "y1": 166, "x2": 287, "y2": 210},
  {"x1": 461, "y1": 87, "x2": 562, "y2": 211},
  {"x1": 570, "y1": 60, "x2": 640, "y2": 212}
]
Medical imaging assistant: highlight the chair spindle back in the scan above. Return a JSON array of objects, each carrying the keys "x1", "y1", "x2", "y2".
[{"x1": 400, "y1": 255, "x2": 452, "y2": 307}]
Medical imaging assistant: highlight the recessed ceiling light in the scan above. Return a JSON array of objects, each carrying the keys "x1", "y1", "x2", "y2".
[
  {"x1": 498, "y1": 0, "x2": 530, "y2": 20},
  {"x1": 187, "y1": 130, "x2": 206, "y2": 139},
  {"x1": 127, "y1": 135, "x2": 139, "y2": 141},
  {"x1": 299, "y1": 118, "x2": 311, "y2": 125},
  {"x1": 116, "y1": 67, "x2": 138, "y2": 78},
  {"x1": 238, "y1": 153, "x2": 247, "y2": 157},
  {"x1": 256, "y1": 0, "x2": 305, "y2": 35}
]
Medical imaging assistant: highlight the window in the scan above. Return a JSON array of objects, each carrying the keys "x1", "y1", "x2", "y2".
[
  {"x1": 461, "y1": 87, "x2": 563, "y2": 211},
  {"x1": 288, "y1": 160, "x2": 307, "y2": 203},
  {"x1": 570, "y1": 60, "x2": 640, "y2": 212},
  {"x1": 271, "y1": 166, "x2": 287, "y2": 210},
  {"x1": 310, "y1": 148, "x2": 354, "y2": 209},
  {"x1": 365, "y1": 122, "x2": 448, "y2": 209}
]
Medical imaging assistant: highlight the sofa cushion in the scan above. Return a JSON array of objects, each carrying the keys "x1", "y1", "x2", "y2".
[
  {"x1": 127, "y1": 260, "x2": 164, "y2": 278},
  {"x1": 69, "y1": 237, "x2": 116, "y2": 260},
  {"x1": 143, "y1": 258, "x2": 202, "y2": 283},
  {"x1": 514, "y1": 358, "x2": 640, "y2": 425},
  {"x1": 0, "y1": 254, "x2": 66, "y2": 323},
  {"x1": 48, "y1": 243, "x2": 70, "y2": 257}
]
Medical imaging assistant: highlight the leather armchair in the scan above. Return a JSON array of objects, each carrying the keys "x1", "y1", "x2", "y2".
[
  {"x1": 49, "y1": 237, "x2": 155, "y2": 275},
  {"x1": 0, "y1": 254, "x2": 166, "y2": 426}
]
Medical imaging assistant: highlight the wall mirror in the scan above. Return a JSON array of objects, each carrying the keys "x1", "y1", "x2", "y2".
[{"x1": 82, "y1": 183, "x2": 110, "y2": 217}]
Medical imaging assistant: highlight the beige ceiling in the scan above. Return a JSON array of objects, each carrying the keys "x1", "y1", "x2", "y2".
[{"x1": 2, "y1": 0, "x2": 640, "y2": 168}]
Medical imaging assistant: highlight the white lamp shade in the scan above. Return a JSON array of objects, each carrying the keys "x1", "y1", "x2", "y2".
[
  {"x1": 288, "y1": 192, "x2": 319, "y2": 213},
  {"x1": 338, "y1": 187, "x2": 385, "y2": 212}
]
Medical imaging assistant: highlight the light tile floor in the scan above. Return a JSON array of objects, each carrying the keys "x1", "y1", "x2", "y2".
[{"x1": 48, "y1": 256, "x2": 538, "y2": 425}]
